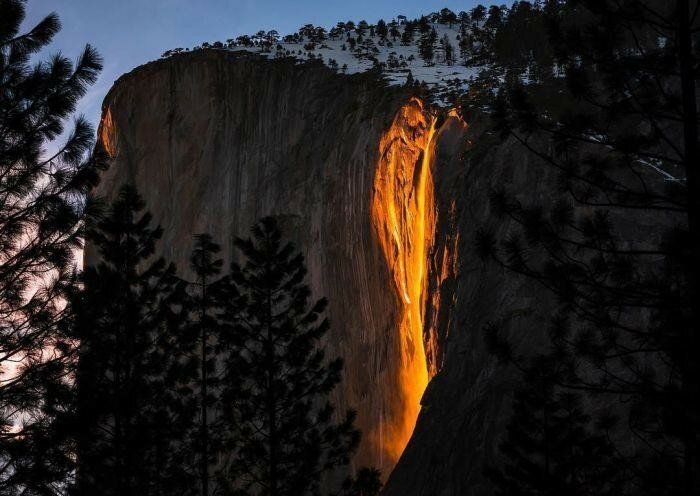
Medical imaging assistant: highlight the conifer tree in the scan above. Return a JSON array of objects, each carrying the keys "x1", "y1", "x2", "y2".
[
  {"x1": 441, "y1": 34, "x2": 455, "y2": 65},
  {"x1": 376, "y1": 20, "x2": 388, "y2": 40},
  {"x1": 439, "y1": 8, "x2": 458, "y2": 27},
  {"x1": 355, "y1": 21, "x2": 368, "y2": 39},
  {"x1": 484, "y1": 355, "x2": 625, "y2": 496},
  {"x1": 405, "y1": 70, "x2": 415, "y2": 87},
  {"x1": 70, "y1": 186, "x2": 195, "y2": 496},
  {"x1": 217, "y1": 218, "x2": 377, "y2": 496},
  {"x1": 419, "y1": 28, "x2": 437, "y2": 65},
  {"x1": 186, "y1": 234, "x2": 227, "y2": 496},
  {"x1": 458, "y1": 29, "x2": 472, "y2": 66},
  {"x1": 464, "y1": 1, "x2": 553, "y2": 76},
  {"x1": 389, "y1": 22, "x2": 401, "y2": 42},
  {"x1": 418, "y1": 16, "x2": 431, "y2": 34},
  {"x1": 0, "y1": 0, "x2": 103, "y2": 491},
  {"x1": 474, "y1": 0, "x2": 699, "y2": 493},
  {"x1": 400, "y1": 21, "x2": 415, "y2": 45},
  {"x1": 471, "y1": 5, "x2": 487, "y2": 24},
  {"x1": 484, "y1": 5, "x2": 506, "y2": 32}
]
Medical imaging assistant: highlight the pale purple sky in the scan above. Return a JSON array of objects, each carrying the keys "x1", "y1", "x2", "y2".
[{"x1": 23, "y1": 1, "x2": 488, "y2": 133}]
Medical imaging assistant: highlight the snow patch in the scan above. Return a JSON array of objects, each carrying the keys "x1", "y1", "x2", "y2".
[{"x1": 163, "y1": 20, "x2": 484, "y2": 107}]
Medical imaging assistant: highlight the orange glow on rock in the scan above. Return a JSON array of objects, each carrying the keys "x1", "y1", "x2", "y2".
[
  {"x1": 99, "y1": 107, "x2": 117, "y2": 159},
  {"x1": 371, "y1": 97, "x2": 438, "y2": 468}
]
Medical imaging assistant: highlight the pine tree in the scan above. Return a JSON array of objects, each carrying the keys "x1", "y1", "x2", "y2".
[
  {"x1": 484, "y1": 354, "x2": 625, "y2": 496},
  {"x1": 71, "y1": 186, "x2": 195, "y2": 496},
  {"x1": 217, "y1": 218, "x2": 377, "y2": 496},
  {"x1": 389, "y1": 22, "x2": 401, "y2": 42},
  {"x1": 474, "y1": 0, "x2": 700, "y2": 493},
  {"x1": 465, "y1": 1, "x2": 553, "y2": 75},
  {"x1": 355, "y1": 20, "x2": 368, "y2": 39},
  {"x1": 471, "y1": 5, "x2": 487, "y2": 24},
  {"x1": 400, "y1": 21, "x2": 415, "y2": 45},
  {"x1": 405, "y1": 70, "x2": 415, "y2": 87},
  {"x1": 484, "y1": 5, "x2": 506, "y2": 32},
  {"x1": 376, "y1": 20, "x2": 388, "y2": 40},
  {"x1": 438, "y1": 8, "x2": 458, "y2": 27},
  {"x1": 0, "y1": 0, "x2": 103, "y2": 492},
  {"x1": 441, "y1": 34, "x2": 455, "y2": 65},
  {"x1": 419, "y1": 28, "x2": 437, "y2": 65},
  {"x1": 459, "y1": 27, "x2": 472, "y2": 66},
  {"x1": 418, "y1": 16, "x2": 431, "y2": 34},
  {"x1": 186, "y1": 234, "x2": 227, "y2": 496}
]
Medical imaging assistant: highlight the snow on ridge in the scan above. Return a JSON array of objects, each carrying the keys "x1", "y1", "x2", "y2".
[{"x1": 162, "y1": 17, "x2": 484, "y2": 107}]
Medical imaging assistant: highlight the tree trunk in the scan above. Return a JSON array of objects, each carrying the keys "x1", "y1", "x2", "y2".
[
  {"x1": 266, "y1": 273, "x2": 278, "y2": 496},
  {"x1": 200, "y1": 273, "x2": 209, "y2": 496}
]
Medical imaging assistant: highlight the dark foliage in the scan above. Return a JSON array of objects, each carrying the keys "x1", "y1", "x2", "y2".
[
  {"x1": 484, "y1": 353, "x2": 626, "y2": 496},
  {"x1": 0, "y1": 0, "x2": 104, "y2": 492},
  {"x1": 217, "y1": 218, "x2": 379, "y2": 496},
  {"x1": 184, "y1": 234, "x2": 228, "y2": 496},
  {"x1": 464, "y1": 2, "x2": 555, "y2": 75},
  {"x1": 69, "y1": 186, "x2": 195, "y2": 496},
  {"x1": 472, "y1": 1, "x2": 699, "y2": 494},
  {"x1": 418, "y1": 27, "x2": 437, "y2": 65}
]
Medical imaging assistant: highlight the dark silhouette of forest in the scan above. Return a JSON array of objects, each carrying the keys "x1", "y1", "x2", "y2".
[
  {"x1": 1, "y1": 0, "x2": 698, "y2": 495},
  {"x1": 70, "y1": 188, "x2": 378, "y2": 496},
  {"x1": 470, "y1": 1, "x2": 700, "y2": 495}
]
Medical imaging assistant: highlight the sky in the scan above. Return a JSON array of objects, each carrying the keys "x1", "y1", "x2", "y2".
[{"x1": 23, "y1": 1, "x2": 487, "y2": 136}]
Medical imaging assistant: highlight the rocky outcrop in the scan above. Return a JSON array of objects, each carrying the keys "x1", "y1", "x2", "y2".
[
  {"x1": 94, "y1": 49, "x2": 427, "y2": 477},
  {"x1": 383, "y1": 122, "x2": 560, "y2": 495},
  {"x1": 93, "y1": 49, "x2": 560, "y2": 494}
]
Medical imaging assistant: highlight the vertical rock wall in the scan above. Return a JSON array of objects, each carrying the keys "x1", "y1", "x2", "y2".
[
  {"x1": 92, "y1": 50, "x2": 443, "y2": 478},
  {"x1": 93, "y1": 49, "x2": 560, "y2": 494},
  {"x1": 383, "y1": 120, "x2": 560, "y2": 495}
]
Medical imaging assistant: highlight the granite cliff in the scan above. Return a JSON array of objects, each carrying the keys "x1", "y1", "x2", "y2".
[{"x1": 93, "y1": 49, "x2": 558, "y2": 495}]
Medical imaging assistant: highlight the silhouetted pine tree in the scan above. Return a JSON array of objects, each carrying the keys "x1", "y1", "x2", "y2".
[
  {"x1": 405, "y1": 70, "x2": 415, "y2": 87},
  {"x1": 464, "y1": 2, "x2": 555, "y2": 71},
  {"x1": 484, "y1": 5, "x2": 506, "y2": 33},
  {"x1": 474, "y1": 0, "x2": 699, "y2": 494},
  {"x1": 471, "y1": 5, "x2": 487, "y2": 24},
  {"x1": 400, "y1": 21, "x2": 415, "y2": 46},
  {"x1": 0, "y1": 0, "x2": 103, "y2": 492},
  {"x1": 70, "y1": 186, "x2": 195, "y2": 496},
  {"x1": 185, "y1": 234, "x2": 228, "y2": 496},
  {"x1": 439, "y1": 8, "x2": 458, "y2": 27},
  {"x1": 419, "y1": 28, "x2": 437, "y2": 65},
  {"x1": 484, "y1": 355, "x2": 624, "y2": 496},
  {"x1": 375, "y1": 20, "x2": 388, "y2": 40},
  {"x1": 441, "y1": 34, "x2": 456, "y2": 65},
  {"x1": 217, "y1": 217, "x2": 379, "y2": 496}
]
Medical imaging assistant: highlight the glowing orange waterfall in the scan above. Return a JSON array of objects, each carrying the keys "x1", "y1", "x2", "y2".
[{"x1": 371, "y1": 97, "x2": 438, "y2": 468}]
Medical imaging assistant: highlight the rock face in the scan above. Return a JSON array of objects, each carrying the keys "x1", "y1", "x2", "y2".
[
  {"x1": 93, "y1": 49, "x2": 556, "y2": 494},
  {"x1": 383, "y1": 122, "x2": 559, "y2": 495}
]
